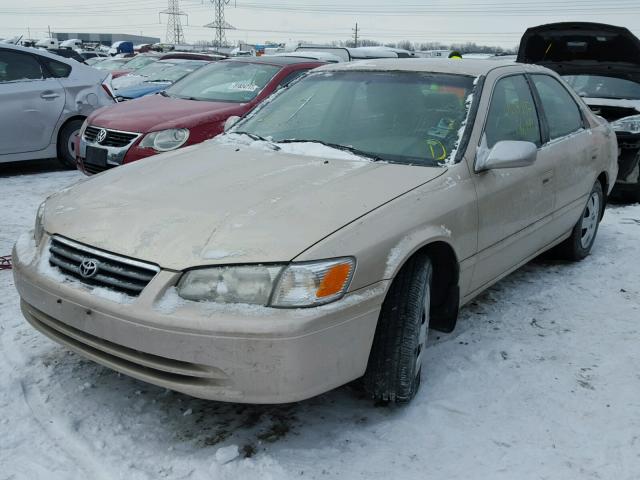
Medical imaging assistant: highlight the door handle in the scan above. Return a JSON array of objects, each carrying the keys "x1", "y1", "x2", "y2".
[
  {"x1": 40, "y1": 91, "x2": 60, "y2": 100},
  {"x1": 542, "y1": 170, "x2": 553, "y2": 185}
]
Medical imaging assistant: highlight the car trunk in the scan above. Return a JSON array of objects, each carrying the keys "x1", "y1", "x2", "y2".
[{"x1": 518, "y1": 23, "x2": 640, "y2": 184}]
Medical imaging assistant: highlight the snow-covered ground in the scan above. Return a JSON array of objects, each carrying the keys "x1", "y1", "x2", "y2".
[{"x1": 1, "y1": 161, "x2": 639, "y2": 480}]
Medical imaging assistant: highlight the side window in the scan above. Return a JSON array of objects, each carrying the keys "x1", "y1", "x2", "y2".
[
  {"x1": 485, "y1": 75, "x2": 541, "y2": 148},
  {"x1": 278, "y1": 69, "x2": 308, "y2": 89},
  {"x1": 531, "y1": 75, "x2": 583, "y2": 140},
  {"x1": 41, "y1": 57, "x2": 72, "y2": 78},
  {"x1": 0, "y1": 50, "x2": 43, "y2": 83}
]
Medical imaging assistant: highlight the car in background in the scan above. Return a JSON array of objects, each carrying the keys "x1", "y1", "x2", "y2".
[
  {"x1": 79, "y1": 51, "x2": 108, "y2": 61},
  {"x1": 518, "y1": 22, "x2": 640, "y2": 200},
  {"x1": 0, "y1": 43, "x2": 115, "y2": 167},
  {"x1": 91, "y1": 57, "x2": 131, "y2": 72},
  {"x1": 77, "y1": 56, "x2": 325, "y2": 174},
  {"x1": 111, "y1": 59, "x2": 203, "y2": 91},
  {"x1": 108, "y1": 54, "x2": 160, "y2": 79},
  {"x1": 114, "y1": 60, "x2": 209, "y2": 101},
  {"x1": 85, "y1": 56, "x2": 108, "y2": 66},
  {"x1": 15, "y1": 59, "x2": 617, "y2": 404},
  {"x1": 45, "y1": 48, "x2": 87, "y2": 64}
]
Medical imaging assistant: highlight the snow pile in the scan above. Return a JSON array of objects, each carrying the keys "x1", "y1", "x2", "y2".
[
  {"x1": 35, "y1": 239, "x2": 135, "y2": 305},
  {"x1": 112, "y1": 74, "x2": 146, "y2": 90},
  {"x1": 216, "y1": 134, "x2": 373, "y2": 162},
  {"x1": 14, "y1": 231, "x2": 37, "y2": 265}
]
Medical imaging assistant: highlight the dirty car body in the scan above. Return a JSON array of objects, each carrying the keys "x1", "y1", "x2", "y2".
[
  {"x1": 0, "y1": 43, "x2": 115, "y2": 164},
  {"x1": 14, "y1": 59, "x2": 617, "y2": 404},
  {"x1": 518, "y1": 22, "x2": 640, "y2": 198}
]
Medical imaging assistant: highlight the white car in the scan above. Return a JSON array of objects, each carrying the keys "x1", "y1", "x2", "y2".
[{"x1": 0, "y1": 44, "x2": 115, "y2": 166}]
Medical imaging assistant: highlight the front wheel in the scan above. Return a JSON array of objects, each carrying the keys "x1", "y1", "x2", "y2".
[
  {"x1": 57, "y1": 119, "x2": 83, "y2": 169},
  {"x1": 556, "y1": 181, "x2": 604, "y2": 261},
  {"x1": 363, "y1": 253, "x2": 432, "y2": 404}
]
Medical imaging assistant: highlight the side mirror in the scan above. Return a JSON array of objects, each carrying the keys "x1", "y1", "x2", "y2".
[
  {"x1": 476, "y1": 140, "x2": 537, "y2": 171},
  {"x1": 224, "y1": 115, "x2": 241, "y2": 133}
]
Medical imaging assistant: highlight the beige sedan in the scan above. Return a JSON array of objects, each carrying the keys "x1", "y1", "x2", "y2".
[{"x1": 13, "y1": 59, "x2": 617, "y2": 404}]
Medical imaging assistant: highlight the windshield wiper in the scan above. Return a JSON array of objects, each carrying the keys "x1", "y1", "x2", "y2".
[
  {"x1": 233, "y1": 131, "x2": 281, "y2": 150},
  {"x1": 277, "y1": 139, "x2": 382, "y2": 162},
  {"x1": 158, "y1": 90, "x2": 171, "y2": 97}
]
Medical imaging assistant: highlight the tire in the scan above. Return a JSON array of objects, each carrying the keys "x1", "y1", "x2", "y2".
[
  {"x1": 363, "y1": 253, "x2": 432, "y2": 404},
  {"x1": 556, "y1": 181, "x2": 604, "y2": 261},
  {"x1": 57, "y1": 119, "x2": 83, "y2": 169}
]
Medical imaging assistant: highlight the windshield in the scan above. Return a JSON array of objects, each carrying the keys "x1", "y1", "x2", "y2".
[
  {"x1": 166, "y1": 61, "x2": 281, "y2": 102},
  {"x1": 123, "y1": 55, "x2": 158, "y2": 71},
  {"x1": 146, "y1": 60, "x2": 205, "y2": 82},
  {"x1": 236, "y1": 71, "x2": 475, "y2": 166},
  {"x1": 133, "y1": 60, "x2": 181, "y2": 79},
  {"x1": 563, "y1": 74, "x2": 640, "y2": 100},
  {"x1": 93, "y1": 58, "x2": 129, "y2": 70}
]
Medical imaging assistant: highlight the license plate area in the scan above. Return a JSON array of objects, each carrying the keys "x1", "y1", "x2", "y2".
[{"x1": 85, "y1": 146, "x2": 108, "y2": 167}]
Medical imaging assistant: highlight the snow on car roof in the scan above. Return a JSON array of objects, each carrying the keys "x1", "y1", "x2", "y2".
[{"x1": 317, "y1": 57, "x2": 538, "y2": 76}]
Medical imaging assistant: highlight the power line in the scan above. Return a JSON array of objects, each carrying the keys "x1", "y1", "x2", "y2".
[{"x1": 160, "y1": 0, "x2": 187, "y2": 43}]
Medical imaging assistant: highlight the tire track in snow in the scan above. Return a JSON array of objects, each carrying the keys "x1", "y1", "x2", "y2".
[{"x1": 19, "y1": 380, "x2": 115, "y2": 480}]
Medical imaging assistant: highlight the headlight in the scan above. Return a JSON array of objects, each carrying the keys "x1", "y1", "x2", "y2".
[
  {"x1": 139, "y1": 128, "x2": 189, "y2": 152},
  {"x1": 178, "y1": 265, "x2": 282, "y2": 305},
  {"x1": 611, "y1": 114, "x2": 640, "y2": 134},
  {"x1": 177, "y1": 257, "x2": 355, "y2": 308},
  {"x1": 79, "y1": 118, "x2": 89, "y2": 139},
  {"x1": 270, "y1": 258, "x2": 355, "y2": 307},
  {"x1": 34, "y1": 202, "x2": 45, "y2": 245}
]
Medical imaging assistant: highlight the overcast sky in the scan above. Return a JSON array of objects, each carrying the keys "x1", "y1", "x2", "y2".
[{"x1": 2, "y1": 0, "x2": 640, "y2": 49}]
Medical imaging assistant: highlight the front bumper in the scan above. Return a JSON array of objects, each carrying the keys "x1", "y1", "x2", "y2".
[{"x1": 13, "y1": 236, "x2": 385, "y2": 403}]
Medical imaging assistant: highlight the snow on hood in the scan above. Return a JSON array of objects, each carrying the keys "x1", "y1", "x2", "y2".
[{"x1": 43, "y1": 141, "x2": 445, "y2": 270}]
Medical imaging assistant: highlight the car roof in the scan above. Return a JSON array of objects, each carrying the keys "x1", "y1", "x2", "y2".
[
  {"x1": 0, "y1": 42, "x2": 77, "y2": 65},
  {"x1": 229, "y1": 55, "x2": 325, "y2": 66},
  {"x1": 316, "y1": 58, "x2": 545, "y2": 76}
]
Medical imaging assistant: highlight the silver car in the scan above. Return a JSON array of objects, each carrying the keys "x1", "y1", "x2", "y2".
[
  {"x1": 0, "y1": 44, "x2": 115, "y2": 167},
  {"x1": 13, "y1": 59, "x2": 617, "y2": 405}
]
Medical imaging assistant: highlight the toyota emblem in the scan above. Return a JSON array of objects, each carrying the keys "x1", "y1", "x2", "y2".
[
  {"x1": 79, "y1": 258, "x2": 99, "y2": 279},
  {"x1": 95, "y1": 128, "x2": 107, "y2": 144}
]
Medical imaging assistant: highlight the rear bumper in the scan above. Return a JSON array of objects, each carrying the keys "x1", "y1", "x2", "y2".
[{"x1": 13, "y1": 237, "x2": 385, "y2": 403}]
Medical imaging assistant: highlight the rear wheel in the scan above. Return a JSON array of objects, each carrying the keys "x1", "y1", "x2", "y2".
[
  {"x1": 57, "y1": 119, "x2": 83, "y2": 169},
  {"x1": 363, "y1": 253, "x2": 432, "y2": 404},
  {"x1": 556, "y1": 180, "x2": 603, "y2": 261}
]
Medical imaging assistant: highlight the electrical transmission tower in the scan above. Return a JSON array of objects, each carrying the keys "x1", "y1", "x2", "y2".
[
  {"x1": 160, "y1": 0, "x2": 187, "y2": 45},
  {"x1": 353, "y1": 22, "x2": 359, "y2": 48},
  {"x1": 204, "y1": 0, "x2": 235, "y2": 48}
]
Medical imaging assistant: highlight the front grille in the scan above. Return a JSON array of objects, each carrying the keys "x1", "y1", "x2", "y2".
[
  {"x1": 82, "y1": 162, "x2": 115, "y2": 175},
  {"x1": 84, "y1": 126, "x2": 138, "y2": 148},
  {"x1": 49, "y1": 236, "x2": 159, "y2": 296}
]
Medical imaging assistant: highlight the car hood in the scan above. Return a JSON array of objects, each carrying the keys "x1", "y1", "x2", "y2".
[
  {"x1": 117, "y1": 83, "x2": 168, "y2": 99},
  {"x1": 89, "y1": 95, "x2": 248, "y2": 132},
  {"x1": 44, "y1": 142, "x2": 446, "y2": 270},
  {"x1": 517, "y1": 22, "x2": 640, "y2": 82}
]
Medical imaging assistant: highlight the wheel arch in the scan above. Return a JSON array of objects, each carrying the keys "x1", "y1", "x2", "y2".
[
  {"x1": 596, "y1": 171, "x2": 609, "y2": 220},
  {"x1": 387, "y1": 238, "x2": 461, "y2": 333}
]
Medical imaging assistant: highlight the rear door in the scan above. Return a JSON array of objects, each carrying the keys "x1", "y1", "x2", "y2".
[
  {"x1": 0, "y1": 49, "x2": 65, "y2": 155},
  {"x1": 529, "y1": 73, "x2": 597, "y2": 235},
  {"x1": 468, "y1": 72, "x2": 556, "y2": 292}
]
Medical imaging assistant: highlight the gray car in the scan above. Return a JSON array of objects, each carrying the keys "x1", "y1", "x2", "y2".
[
  {"x1": 13, "y1": 59, "x2": 617, "y2": 405},
  {"x1": 0, "y1": 44, "x2": 115, "y2": 167}
]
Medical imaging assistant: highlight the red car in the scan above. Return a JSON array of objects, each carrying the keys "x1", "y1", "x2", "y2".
[{"x1": 78, "y1": 56, "x2": 324, "y2": 175}]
